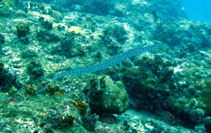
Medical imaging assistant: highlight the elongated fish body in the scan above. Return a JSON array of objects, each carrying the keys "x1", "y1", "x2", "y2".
[{"x1": 37, "y1": 45, "x2": 158, "y2": 93}]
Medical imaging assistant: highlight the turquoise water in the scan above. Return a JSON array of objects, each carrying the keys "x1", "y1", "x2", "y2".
[{"x1": 180, "y1": 0, "x2": 211, "y2": 22}]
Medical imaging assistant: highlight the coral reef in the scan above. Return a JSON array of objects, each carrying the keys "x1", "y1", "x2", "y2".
[
  {"x1": 27, "y1": 60, "x2": 44, "y2": 79},
  {"x1": 153, "y1": 20, "x2": 211, "y2": 48},
  {"x1": 0, "y1": 0, "x2": 15, "y2": 16},
  {"x1": 81, "y1": 113, "x2": 98, "y2": 131},
  {"x1": 21, "y1": 48, "x2": 38, "y2": 59},
  {"x1": 100, "y1": 25, "x2": 127, "y2": 55},
  {"x1": 88, "y1": 76, "x2": 129, "y2": 115},
  {"x1": 198, "y1": 79, "x2": 211, "y2": 113},
  {"x1": 36, "y1": 30, "x2": 60, "y2": 43},
  {"x1": 55, "y1": 36, "x2": 84, "y2": 58},
  {"x1": 40, "y1": 103, "x2": 80, "y2": 130},
  {"x1": 0, "y1": 0, "x2": 210, "y2": 132},
  {"x1": 51, "y1": 10, "x2": 63, "y2": 21},
  {"x1": 41, "y1": 20, "x2": 53, "y2": 30},
  {"x1": 0, "y1": 63, "x2": 21, "y2": 92},
  {"x1": 16, "y1": 24, "x2": 30, "y2": 38},
  {"x1": 166, "y1": 57, "x2": 211, "y2": 130},
  {"x1": 122, "y1": 55, "x2": 173, "y2": 110}
]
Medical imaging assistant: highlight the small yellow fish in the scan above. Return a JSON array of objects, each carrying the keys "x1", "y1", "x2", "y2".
[{"x1": 55, "y1": 92, "x2": 64, "y2": 96}]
